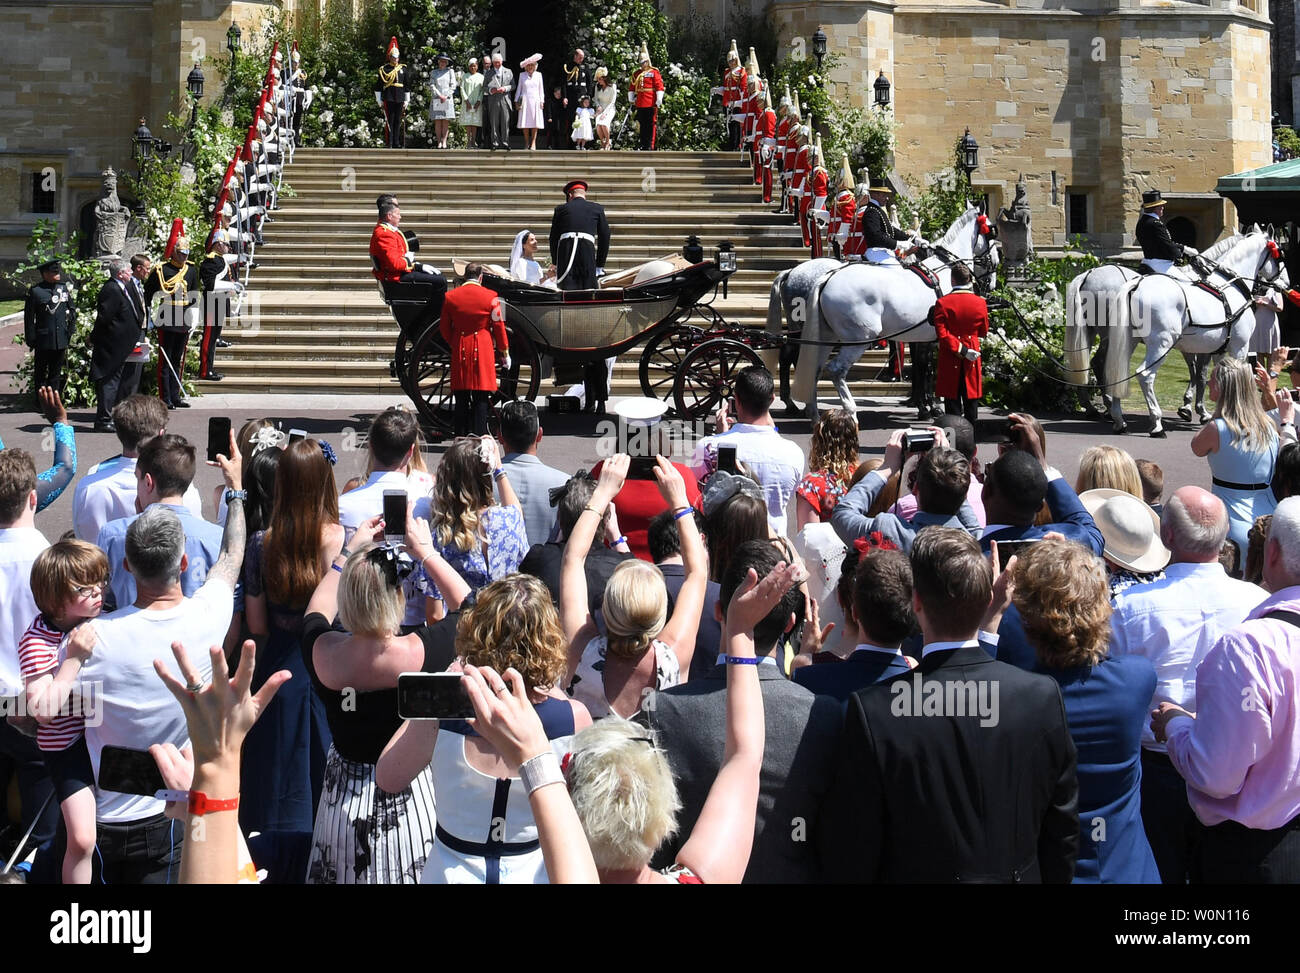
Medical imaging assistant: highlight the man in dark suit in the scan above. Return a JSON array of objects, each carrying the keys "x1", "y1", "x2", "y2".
[
  {"x1": 640, "y1": 540, "x2": 842, "y2": 883},
  {"x1": 819, "y1": 528, "x2": 1079, "y2": 882},
  {"x1": 648, "y1": 508, "x2": 722, "y2": 682},
  {"x1": 795, "y1": 548, "x2": 915, "y2": 700},
  {"x1": 24, "y1": 259, "x2": 76, "y2": 398},
  {"x1": 483, "y1": 54, "x2": 514, "y2": 151},
  {"x1": 90, "y1": 259, "x2": 146, "y2": 432}
]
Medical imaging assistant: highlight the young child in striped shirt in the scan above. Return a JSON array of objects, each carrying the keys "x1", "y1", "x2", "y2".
[{"x1": 19, "y1": 540, "x2": 108, "y2": 884}]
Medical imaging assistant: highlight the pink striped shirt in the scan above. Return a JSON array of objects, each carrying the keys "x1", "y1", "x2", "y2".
[
  {"x1": 17, "y1": 615, "x2": 84, "y2": 751},
  {"x1": 1166, "y1": 587, "x2": 1300, "y2": 830}
]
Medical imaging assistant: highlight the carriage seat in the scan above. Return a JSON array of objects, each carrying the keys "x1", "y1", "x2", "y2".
[{"x1": 598, "y1": 254, "x2": 695, "y2": 289}]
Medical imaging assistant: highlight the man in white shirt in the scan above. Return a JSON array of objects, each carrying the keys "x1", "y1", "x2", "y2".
[
  {"x1": 55, "y1": 450, "x2": 247, "y2": 884},
  {"x1": 339, "y1": 407, "x2": 432, "y2": 628},
  {"x1": 690, "y1": 366, "x2": 805, "y2": 535},
  {"x1": 72, "y1": 394, "x2": 203, "y2": 542},
  {"x1": 498, "y1": 400, "x2": 569, "y2": 545},
  {"x1": 1109, "y1": 486, "x2": 1266, "y2": 884},
  {"x1": 0, "y1": 448, "x2": 58, "y2": 876}
]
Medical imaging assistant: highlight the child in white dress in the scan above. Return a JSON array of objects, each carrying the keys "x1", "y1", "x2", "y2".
[{"x1": 571, "y1": 95, "x2": 594, "y2": 149}]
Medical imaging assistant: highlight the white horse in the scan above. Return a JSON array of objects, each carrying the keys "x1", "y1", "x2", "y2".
[
  {"x1": 781, "y1": 205, "x2": 1001, "y2": 419},
  {"x1": 1063, "y1": 232, "x2": 1247, "y2": 427},
  {"x1": 1065, "y1": 229, "x2": 1293, "y2": 436}
]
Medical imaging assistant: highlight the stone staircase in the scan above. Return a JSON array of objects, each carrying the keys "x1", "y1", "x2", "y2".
[{"x1": 205, "y1": 147, "x2": 894, "y2": 399}]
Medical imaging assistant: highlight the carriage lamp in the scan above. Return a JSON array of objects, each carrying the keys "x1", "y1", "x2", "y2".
[
  {"x1": 186, "y1": 64, "x2": 205, "y2": 128},
  {"x1": 133, "y1": 119, "x2": 171, "y2": 172},
  {"x1": 684, "y1": 235, "x2": 705, "y2": 264},
  {"x1": 959, "y1": 127, "x2": 980, "y2": 178},
  {"x1": 873, "y1": 70, "x2": 891, "y2": 109},
  {"x1": 715, "y1": 241, "x2": 737, "y2": 273},
  {"x1": 227, "y1": 22, "x2": 242, "y2": 58},
  {"x1": 812, "y1": 28, "x2": 827, "y2": 70}
]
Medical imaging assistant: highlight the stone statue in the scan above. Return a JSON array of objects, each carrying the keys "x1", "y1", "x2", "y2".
[
  {"x1": 997, "y1": 174, "x2": 1034, "y2": 264},
  {"x1": 92, "y1": 168, "x2": 130, "y2": 258}
]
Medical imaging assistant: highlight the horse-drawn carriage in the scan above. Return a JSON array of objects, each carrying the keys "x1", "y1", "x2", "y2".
[{"x1": 380, "y1": 244, "x2": 780, "y2": 435}]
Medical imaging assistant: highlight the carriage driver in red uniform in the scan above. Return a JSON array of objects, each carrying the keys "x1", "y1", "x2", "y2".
[
  {"x1": 369, "y1": 199, "x2": 445, "y2": 286},
  {"x1": 930, "y1": 261, "x2": 989, "y2": 424}
]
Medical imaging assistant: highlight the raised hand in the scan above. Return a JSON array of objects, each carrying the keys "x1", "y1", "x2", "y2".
[
  {"x1": 595, "y1": 453, "x2": 630, "y2": 502},
  {"x1": 726, "y1": 560, "x2": 807, "y2": 639},
  {"x1": 652, "y1": 455, "x2": 688, "y2": 509}
]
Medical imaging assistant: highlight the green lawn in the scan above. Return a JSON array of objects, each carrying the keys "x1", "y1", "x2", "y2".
[
  {"x1": 1118, "y1": 346, "x2": 1200, "y2": 413},
  {"x1": 0, "y1": 299, "x2": 22, "y2": 318}
]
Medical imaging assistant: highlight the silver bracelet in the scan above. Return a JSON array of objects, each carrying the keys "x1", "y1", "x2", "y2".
[{"x1": 519, "y1": 750, "x2": 564, "y2": 795}]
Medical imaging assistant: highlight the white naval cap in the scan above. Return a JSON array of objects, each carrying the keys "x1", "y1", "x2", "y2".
[{"x1": 614, "y1": 397, "x2": 669, "y2": 428}]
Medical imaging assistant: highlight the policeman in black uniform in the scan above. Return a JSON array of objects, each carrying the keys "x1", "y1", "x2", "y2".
[
  {"x1": 144, "y1": 236, "x2": 200, "y2": 409},
  {"x1": 199, "y1": 229, "x2": 237, "y2": 381},
  {"x1": 24, "y1": 259, "x2": 75, "y2": 397},
  {"x1": 1136, "y1": 189, "x2": 1199, "y2": 277},
  {"x1": 860, "y1": 190, "x2": 912, "y2": 257},
  {"x1": 550, "y1": 178, "x2": 613, "y2": 411}
]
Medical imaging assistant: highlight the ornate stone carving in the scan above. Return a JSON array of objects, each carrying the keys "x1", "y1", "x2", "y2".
[
  {"x1": 997, "y1": 174, "x2": 1034, "y2": 264},
  {"x1": 92, "y1": 167, "x2": 130, "y2": 258}
]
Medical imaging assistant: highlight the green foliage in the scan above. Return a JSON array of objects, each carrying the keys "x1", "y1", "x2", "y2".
[
  {"x1": 1277, "y1": 126, "x2": 1300, "y2": 157},
  {"x1": 897, "y1": 141, "x2": 972, "y2": 238},
  {"x1": 4, "y1": 221, "x2": 108, "y2": 407},
  {"x1": 981, "y1": 238, "x2": 1104, "y2": 412}
]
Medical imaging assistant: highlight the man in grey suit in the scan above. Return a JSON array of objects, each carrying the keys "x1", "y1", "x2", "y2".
[
  {"x1": 638, "y1": 539, "x2": 841, "y2": 883},
  {"x1": 498, "y1": 400, "x2": 569, "y2": 546},
  {"x1": 484, "y1": 53, "x2": 514, "y2": 150}
]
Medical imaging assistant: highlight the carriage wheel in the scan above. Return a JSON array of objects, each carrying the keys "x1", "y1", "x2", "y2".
[
  {"x1": 672, "y1": 338, "x2": 763, "y2": 422},
  {"x1": 638, "y1": 324, "x2": 707, "y2": 401},
  {"x1": 406, "y1": 320, "x2": 541, "y2": 436}
]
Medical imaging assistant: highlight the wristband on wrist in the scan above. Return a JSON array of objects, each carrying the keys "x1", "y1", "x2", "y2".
[
  {"x1": 492, "y1": 468, "x2": 506, "y2": 479},
  {"x1": 224, "y1": 489, "x2": 247, "y2": 505},
  {"x1": 612, "y1": 535, "x2": 628, "y2": 547},
  {"x1": 519, "y1": 751, "x2": 564, "y2": 795},
  {"x1": 726, "y1": 656, "x2": 761, "y2": 665},
  {"x1": 188, "y1": 791, "x2": 239, "y2": 816},
  {"x1": 673, "y1": 506, "x2": 694, "y2": 521}
]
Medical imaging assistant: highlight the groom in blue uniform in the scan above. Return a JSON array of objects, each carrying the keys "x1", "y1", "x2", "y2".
[{"x1": 550, "y1": 178, "x2": 613, "y2": 411}]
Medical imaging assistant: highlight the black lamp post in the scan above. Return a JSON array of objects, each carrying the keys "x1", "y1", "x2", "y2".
[
  {"x1": 224, "y1": 22, "x2": 241, "y2": 107},
  {"x1": 812, "y1": 28, "x2": 827, "y2": 70},
  {"x1": 186, "y1": 64, "x2": 205, "y2": 126},
  {"x1": 959, "y1": 127, "x2": 979, "y2": 178},
  {"x1": 873, "y1": 69, "x2": 890, "y2": 109},
  {"x1": 132, "y1": 118, "x2": 171, "y2": 177}
]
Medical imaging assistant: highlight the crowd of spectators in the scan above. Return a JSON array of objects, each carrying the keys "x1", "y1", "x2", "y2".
[{"x1": 4, "y1": 357, "x2": 1300, "y2": 886}]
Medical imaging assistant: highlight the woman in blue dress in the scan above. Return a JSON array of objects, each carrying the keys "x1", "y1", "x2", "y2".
[
  {"x1": 241, "y1": 438, "x2": 341, "y2": 834},
  {"x1": 1008, "y1": 537, "x2": 1161, "y2": 883},
  {"x1": 1192, "y1": 357, "x2": 1279, "y2": 572},
  {"x1": 424, "y1": 437, "x2": 528, "y2": 605}
]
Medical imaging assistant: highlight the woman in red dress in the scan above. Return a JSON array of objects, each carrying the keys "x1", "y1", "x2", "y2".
[{"x1": 439, "y1": 263, "x2": 509, "y2": 435}]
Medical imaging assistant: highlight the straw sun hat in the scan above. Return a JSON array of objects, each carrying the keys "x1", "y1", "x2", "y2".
[{"x1": 1079, "y1": 488, "x2": 1171, "y2": 573}]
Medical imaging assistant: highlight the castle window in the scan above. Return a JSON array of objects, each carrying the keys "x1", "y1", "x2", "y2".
[{"x1": 1068, "y1": 192, "x2": 1089, "y2": 235}]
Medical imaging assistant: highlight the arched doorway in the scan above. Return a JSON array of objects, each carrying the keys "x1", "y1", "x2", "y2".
[{"x1": 479, "y1": 0, "x2": 578, "y2": 142}]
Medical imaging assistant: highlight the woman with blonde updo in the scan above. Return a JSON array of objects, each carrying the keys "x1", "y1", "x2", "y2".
[
  {"x1": 1003, "y1": 538, "x2": 1159, "y2": 884},
  {"x1": 561, "y1": 455, "x2": 706, "y2": 718},
  {"x1": 377, "y1": 573, "x2": 591, "y2": 884},
  {"x1": 1074, "y1": 444, "x2": 1144, "y2": 498}
]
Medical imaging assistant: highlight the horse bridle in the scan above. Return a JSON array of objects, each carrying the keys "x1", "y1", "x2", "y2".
[
  {"x1": 1195, "y1": 240, "x2": 1289, "y2": 300},
  {"x1": 928, "y1": 236, "x2": 1000, "y2": 295}
]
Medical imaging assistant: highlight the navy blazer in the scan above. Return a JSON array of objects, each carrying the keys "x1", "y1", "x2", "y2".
[
  {"x1": 982, "y1": 477, "x2": 1105, "y2": 670},
  {"x1": 793, "y1": 649, "x2": 906, "y2": 702},
  {"x1": 1044, "y1": 655, "x2": 1161, "y2": 884},
  {"x1": 980, "y1": 477, "x2": 1104, "y2": 557}
]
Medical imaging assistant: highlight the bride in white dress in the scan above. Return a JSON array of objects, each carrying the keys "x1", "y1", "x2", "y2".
[{"x1": 509, "y1": 229, "x2": 558, "y2": 287}]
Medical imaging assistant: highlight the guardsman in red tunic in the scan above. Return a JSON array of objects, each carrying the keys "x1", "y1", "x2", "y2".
[
  {"x1": 630, "y1": 44, "x2": 665, "y2": 150},
  {"x1": 930, "y1": 261, "x2": 989, "y2": 423},
  {"x1": 780, "y1": 93, "x2": 802, "y2": 215},
  {"x1": 753, "y1": 87, "x2": 778, "y2": 203},
  {"x1": 721, "y1": 39, "x2": 747, "y2": 152},
  {"x1": 844, "y1": 169, "x2": 871, "y2": 260},
  {"x1": 793, "y1": 118, "x2": 813, "y2": 243},
  {"x1": 774, "y1": 87, "x2": 792, "y2": 211},
  {"x1": 806, "y1": 136, "x2": 830, "y2": 258},
  {"x1": 439, "y1": 262, "x2": 509, "y2": 436},
  {"x1": 828, "y1": 155, "x2": 857, "y2": 261}
]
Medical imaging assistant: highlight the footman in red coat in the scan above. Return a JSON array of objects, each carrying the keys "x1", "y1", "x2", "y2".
[
  {"x1": 440, "y1": 263, "x2": 509, "y2": 436},
  {"x1": 930, "y1": 262, "x2": 989, "y2": 424}
]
